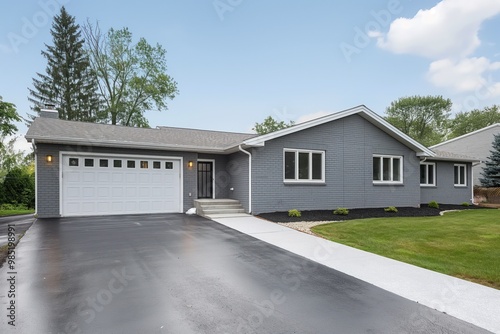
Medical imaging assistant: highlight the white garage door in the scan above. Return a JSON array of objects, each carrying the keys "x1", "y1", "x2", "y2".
[{"x1": 61, "y1": 154, "x2": 182, "y2": 216}]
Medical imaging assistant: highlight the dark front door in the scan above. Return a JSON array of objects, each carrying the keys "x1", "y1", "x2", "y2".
[{"x1": 197, "y1": 161, "x2": 213, "y2": 199}]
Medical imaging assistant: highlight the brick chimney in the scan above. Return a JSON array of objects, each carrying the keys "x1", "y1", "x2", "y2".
[{"x1": 39, "y1": 103, "x2": 59, "y2": 119}]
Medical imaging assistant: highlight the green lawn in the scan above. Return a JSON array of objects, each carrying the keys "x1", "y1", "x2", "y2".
[
  {"x1": 0, "y1": 209, "x2": 35, "y2": 217},
  {"x1": 311, "y1": 210, "x2": 500, "y2": 289}
]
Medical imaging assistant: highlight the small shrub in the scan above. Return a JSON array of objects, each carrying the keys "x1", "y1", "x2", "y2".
[
  {"x1": 0, "y1": 203, "x2": 28, "y2": 211},
  {"x1": 461, "y1": 202, "x2": 470, "y2": 207},
  {"x1": 0, "y1": 203, "x2": 16, "y2": 211},
  {"x1": 428, "y1": 201, "x2": 439, "y2": 209},
  {"x1": 333, "y1": 207, "x2": 349, "y2": 215},
  {"x1": 384, "y1": 206, "x2": 398, "y2": 213},
  {"x1": 288, "y1": 209, "x2": 301, "y2": 217}
]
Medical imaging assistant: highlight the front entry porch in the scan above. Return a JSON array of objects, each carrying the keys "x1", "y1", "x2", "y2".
[{"x1": 194, "y1": 199, "x2": 248, "y2": 219}]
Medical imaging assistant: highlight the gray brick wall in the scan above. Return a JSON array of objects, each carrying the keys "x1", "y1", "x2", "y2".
[
  {"x1": 227, "y1": 151, "x2": 249, "y2": 212},
  {"x1": 35, "y1": 143, "x2": 200, "y2": 217},
  {"x1": 420, "y1": 161, "x2": 473, "y2": 204},
  {"x1": 250, "y1": 114, "x2": 422, "y2": 214}
]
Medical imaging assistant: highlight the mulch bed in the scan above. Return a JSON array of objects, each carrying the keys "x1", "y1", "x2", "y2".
[{"x1": 258, "y1": 204, "x2": 490, "y2": 223}]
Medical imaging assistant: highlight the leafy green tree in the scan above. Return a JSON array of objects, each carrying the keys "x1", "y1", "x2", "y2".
[
  {"x1": 83, "y1": 22, "x2": 178, "y2": 127},
  {"x1": 28, "y1": 7, "x2": 100, "y2": 122},
  {"x1": 385, "y1": 95, "x2": 452, "y2": 146},
  {"x1": 253, "y1": 116, "x2": 295, "y2": 135},
  {"x1": 0, "y1": 136, "x2": 32, "y2": 182},
  {"x1": 448, "y1": 105, "x2": 500, "y2": 139},
  {"x1": 0, "y1": 97, "x2": 21, "y2": 142},
  {"x1": 480, "y1": 133, "x2": 500, "y2": 187}
]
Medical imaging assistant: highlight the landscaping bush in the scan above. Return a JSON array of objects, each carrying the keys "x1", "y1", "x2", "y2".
[
  {"x1": 384, "y1": 206, "x2": 398, "y2": 213},
  {"x1": 428, "y1": 201, "x2": 439, "y2": 209},
  {"x1": 333, "y1": 207, "x2": 349, "y2": 215},
  {"x1": 1, "y1": 167, "x2": 35, "y2": 209},
  {"x1": 288, "y1": 209, "x2": 301, "y2": 217},
  {"x1": 461, "y1": 202, "x2": 470, "y2": 207}
]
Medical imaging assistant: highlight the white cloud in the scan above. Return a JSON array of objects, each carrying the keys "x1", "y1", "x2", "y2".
[
  {"x1": 296, "y1": 111, "x2": 330, "y2": 124},
  {"x1": 427, "y1": 57, "x2": 500, "y2": 96},
  {"x1": 376, "y1": 0, "x2": 500, "y2": 59}
]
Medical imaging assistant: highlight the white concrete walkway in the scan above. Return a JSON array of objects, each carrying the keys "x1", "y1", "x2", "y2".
[{"x1": 213, "y1": 215, "x2": 500, "y2": 334}]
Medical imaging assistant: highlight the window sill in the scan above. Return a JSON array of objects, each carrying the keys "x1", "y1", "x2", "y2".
[
  {"x1": 373, "y1": 182, "x2": 404, "y2": 186},
  {"x1": 420, "y1": 184, "x2": 436, "y2": 188},
  {"x1": 284, "y1": 181, "x2": 326, "y2": 186}
]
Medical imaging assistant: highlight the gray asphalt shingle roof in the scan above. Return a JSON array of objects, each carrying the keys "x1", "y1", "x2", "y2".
[
  {"x1": 25, "y1": 117, "x2": 257, "y2": 153},
  {"x1": 431, "y1": 150, "x2": 481, "y2": 162}
]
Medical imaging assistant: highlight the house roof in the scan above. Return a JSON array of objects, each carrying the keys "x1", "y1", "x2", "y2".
[
  {"x1": 25, "y1": 117, "x2": 257, "y2": 154},
  {"x1": 431, "y1": 123, "x2": 500, "y2": 148},
  {"x1": 243, "y1": 105, "x2": 436, "y2": 157},
  {"x1": 430, "y1": 150, "x2": 481, "y2": 163}
]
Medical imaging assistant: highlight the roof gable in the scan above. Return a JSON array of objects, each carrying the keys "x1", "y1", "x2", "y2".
[
  {"x1": 244, "y1": 105, "x2": 435, "y2": 157},
  {"x1": 431, "y1": 123, "x2": 500, "y2": 148}
]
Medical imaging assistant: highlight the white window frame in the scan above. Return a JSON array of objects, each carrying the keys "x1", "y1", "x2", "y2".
[
  {"x1": 283, "y1": 149, "x2": 325, "y2": 183},
  {"x1": 420, "y1": 162, "x2": 436, "y2": 187},
  {"x1": 373, "y1": 154, "x2": 403, "y2": 184},
  {"x1": 454, "y1": 164, "x2": 467, "y2": 187}
]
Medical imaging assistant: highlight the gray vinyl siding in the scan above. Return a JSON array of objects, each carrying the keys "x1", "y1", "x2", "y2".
[
  {"x1": 433, "y1": 125, "x2": 499, "y2": 185},
  {"x1": 251, "y1": 114, "x2": 421, "y2": 214},
  {"x1": 198, "y1": 153, "x2": 229, "y2": 199},
  {"x1": 226, "y1": 151, "x2": 250, "y2": 212},
  {"x1": 420, "y1": 162, "x2": 473, "y2": 204},
  {"x1": 35, "y1": 143, "x2": 198, "y2": 218}
]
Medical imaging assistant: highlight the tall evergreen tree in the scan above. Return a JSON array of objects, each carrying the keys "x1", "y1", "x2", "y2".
[
  {"x1": 480, "y1": 133, "x2": 500, "y2": 187},
  {"x1": 28, "y1": 7, "x2": 100, "y2": 122}
]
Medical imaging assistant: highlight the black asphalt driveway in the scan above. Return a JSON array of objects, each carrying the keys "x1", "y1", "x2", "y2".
[
  {"x1": 0, "y1": 214, "x2": 34, "y2": 247},
  {"x1": 0, "y1": 214, "x2": 491, "y2": 333}
]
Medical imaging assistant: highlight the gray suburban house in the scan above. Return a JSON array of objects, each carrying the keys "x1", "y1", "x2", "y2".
[
  {"x1": 26, "y1": 105, "x2": 478, "y2": 218},
  {"x1": 431, "y1": 124, "x2": 500, "y2": 186}
]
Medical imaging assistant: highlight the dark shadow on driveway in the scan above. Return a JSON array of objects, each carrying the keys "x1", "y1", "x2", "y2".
[{"x1": 0, "y1": 214, "x2": 491, "y2": 333}]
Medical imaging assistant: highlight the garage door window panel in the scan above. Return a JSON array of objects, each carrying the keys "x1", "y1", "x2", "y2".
[
  {"x1": 69, "y1": 158, "x2": 79, "y2": 167},
  {"x1": 127, "y1": 160, "x2": 135, "y2": 168},
  {"x1": 84, "y1": 159, "x2": 94, "y2": 167},
  {"x1": 99, "y1": 159, "x2": 108, "y2": 167}
]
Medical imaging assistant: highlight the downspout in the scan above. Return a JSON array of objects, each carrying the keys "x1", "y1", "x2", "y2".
[
  {"x1": 471, "y1": 164, "x2": 474, "y2": 204},
  {"x1": 471, "y1": 161, "x2": 481, "y2": 204},
  {"x1": 238, "y1": 145, "x2": 252, "y2": 214},
  {"x1": 32, "y1": 139, "x2": 37, "y2": 216}
]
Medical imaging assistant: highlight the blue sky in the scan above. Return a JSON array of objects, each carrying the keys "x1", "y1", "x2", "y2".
[{"x1": 1, "y1": 0, "x2": 500, "y2": 152}]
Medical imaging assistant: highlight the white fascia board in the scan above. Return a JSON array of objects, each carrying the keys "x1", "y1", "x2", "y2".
[{"x1": 243, "y1": 105, "x2": 435, "y2": 157}]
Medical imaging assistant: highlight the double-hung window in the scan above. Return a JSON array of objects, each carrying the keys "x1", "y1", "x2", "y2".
[
  {"x1": 373, "y1": 155, "x2": 403, "y2": 184},
  {"x1": 284, "y1": 149, "x2": 324, "y2": 182},
  {"x1": 454, "y1": 164, "x2": 466, "y2": 186},
  {"x1": 420, "y1": 162, "x2": 436, "y2": 186}
]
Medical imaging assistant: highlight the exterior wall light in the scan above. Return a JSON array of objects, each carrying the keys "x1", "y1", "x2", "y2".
[
  {"x1": 188, "y1": 161, "x2": 194, "y2": 168},
  {"x1": 46, "y1": 155, "x2": 53, "y2": 163}
]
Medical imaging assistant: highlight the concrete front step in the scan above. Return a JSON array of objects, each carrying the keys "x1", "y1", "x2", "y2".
[
  {"x1": 195, "y1": 199, "x2": 240, "y2": 204},
  {"x1": 206, "y1": 213, "x2": 252, "y2": 219},
  {"x1": 194, "y1": 199, "x2": 246, "y2": 218},
  {"x1": 203, "y1": 208, "x2": 245, "y2": 215}
]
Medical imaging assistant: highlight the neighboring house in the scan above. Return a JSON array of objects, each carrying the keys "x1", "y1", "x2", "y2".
[
  {"x1": 431, "y1": 124, "x2": 500, "y2": 186},
  {"x1": 25, "y1": 105, "x2": 478, "y2": 218}
]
